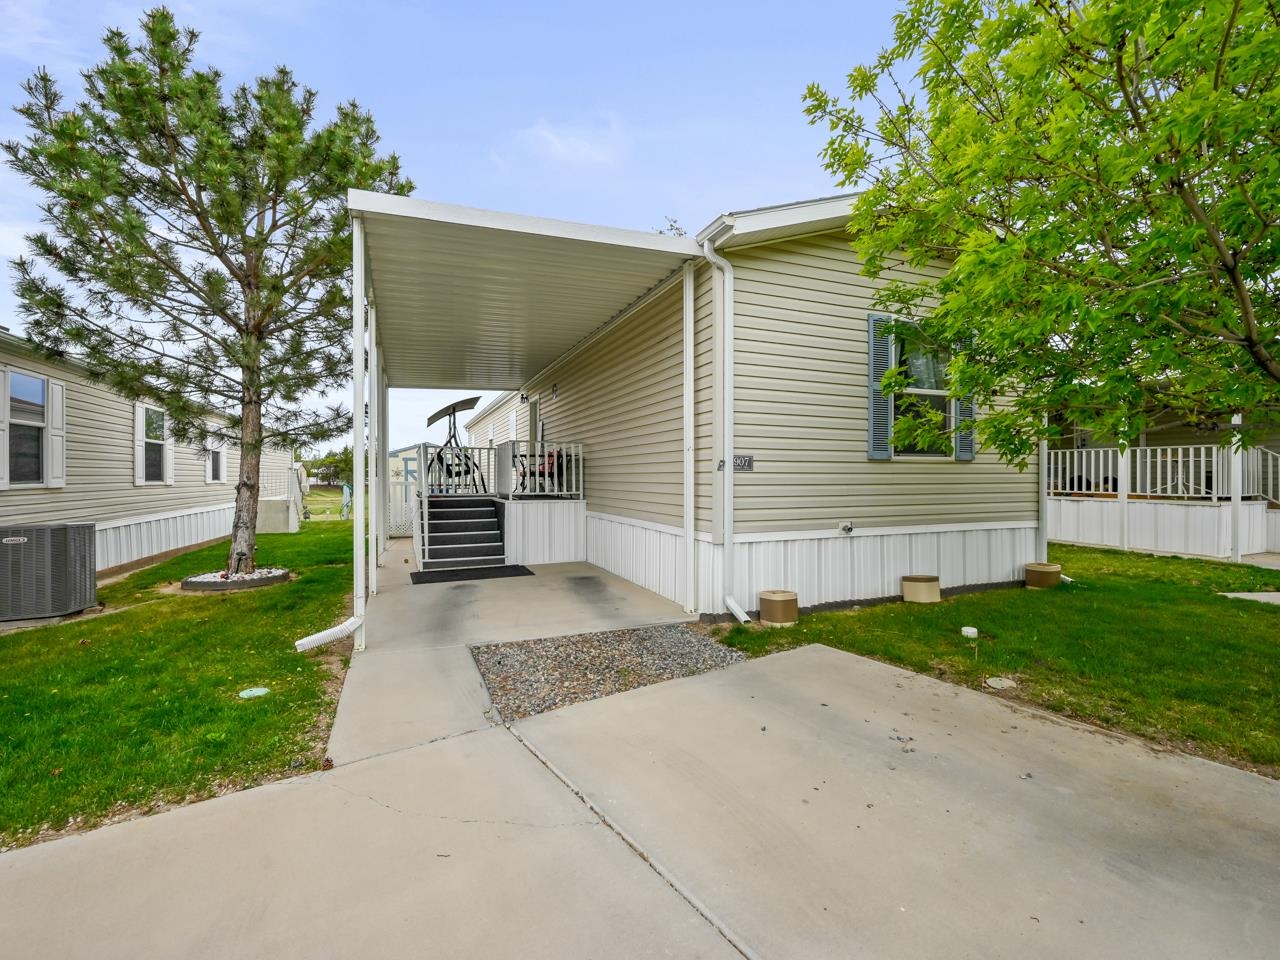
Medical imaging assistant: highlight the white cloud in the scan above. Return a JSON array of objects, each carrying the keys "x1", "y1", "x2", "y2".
[
  {"x1": 0, "y1": 0, "x2": 92, "y2": 72},
  {"x1": 515, "y1": 113, "x2": 626, "y2": 167}
]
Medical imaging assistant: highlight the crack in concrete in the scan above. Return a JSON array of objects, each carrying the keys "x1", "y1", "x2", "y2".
[
  {"x1": 506, "y1": 724, "x2": 763, "y2": 960},
  {"x1": 321, "y1": 779, "x2": 595, "y2": 830}
]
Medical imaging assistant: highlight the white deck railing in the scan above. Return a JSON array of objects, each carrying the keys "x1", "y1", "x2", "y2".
[
  {"x1": 1260, "y1": 447, "x2": 1280, "y2": 506},
  {"x1": 410, "y1": 441, "x2": 585, "y2": 499},
  {"x1": 1046, "y1": 444, "x2": 1275, "y2": 501},
  {"x1": 495, "y1": 440, "x2": 584, "y2": 498}
]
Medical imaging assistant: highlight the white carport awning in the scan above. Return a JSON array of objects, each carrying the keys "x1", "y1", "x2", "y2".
[{"x1": 349, "y1": 190, "x2": 702, "y2": 390}]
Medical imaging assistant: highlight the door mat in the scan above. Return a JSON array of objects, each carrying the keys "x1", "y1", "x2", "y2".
[{"x1": 410, "y1": 565, "x2": 534, "y2": 584}]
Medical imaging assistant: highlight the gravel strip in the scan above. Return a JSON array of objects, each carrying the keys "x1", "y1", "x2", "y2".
[{"x1": 472, "y1": 624, "x2": 744, "y2": 721}]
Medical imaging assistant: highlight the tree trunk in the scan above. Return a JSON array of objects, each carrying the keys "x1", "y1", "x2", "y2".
[{"x1": 227, "y1": 399, "x2": 262, "y2": 574}]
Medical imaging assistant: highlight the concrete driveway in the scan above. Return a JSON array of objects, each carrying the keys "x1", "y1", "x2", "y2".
[
  {"x1": 515, "y1": 646, "x2": 1280, "y2": 958},
  {"x1": 3, "y1": 639, "x2": 1278, "y2": 958}
]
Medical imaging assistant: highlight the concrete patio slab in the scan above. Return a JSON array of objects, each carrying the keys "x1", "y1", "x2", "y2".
[
  {"x1": 516, "y1": 645, "x2": 1280, "y2": 960},
  {"x1": 1222, "y1": 591, "x2": 1280, "y2": 605},
  {"x1": 0, "y1": 727, "x2": 738, "y2": 960},
  {"x1": 1244, "y1": 552, "x2": 1280, "y2": 571},
  {"x1": 327, "y1": 541, "x2": 692, "y2": 764}
]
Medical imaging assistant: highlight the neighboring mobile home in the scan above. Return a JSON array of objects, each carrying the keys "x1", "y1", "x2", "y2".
[
  {"x1": 1047, "y1": 415, "x2": 1280, "y2": 560},
  {"x1": 0, "y1": 328, "x2": 299, "y2": 573},
  {"x1": 349, "y1": 192, "x2": 1042, "y2": 622}
]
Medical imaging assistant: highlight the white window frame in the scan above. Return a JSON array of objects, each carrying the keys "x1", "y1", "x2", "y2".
[
  {"x1": 204, "y1": 423, "x2": 228, "y2": 484},
  {"x1": 134, "y1": 402, "x2": 175, "y2": 486},
  {"x1": 0, "y1": 365, "x2": 65, "y2": 490}
]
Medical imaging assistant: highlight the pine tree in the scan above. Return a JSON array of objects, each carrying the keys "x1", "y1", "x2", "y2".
[{"x1": 4, "y1": 7, "x2": 410, "y2": 571}]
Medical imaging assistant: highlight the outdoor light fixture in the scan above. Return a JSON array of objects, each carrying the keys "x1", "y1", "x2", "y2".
[
  {"x1": 551, "y1": 383, "x2": 558, "y2": 400},
  {"x1": 519, "y1": 393, "x2": 529, "y2": 404}
]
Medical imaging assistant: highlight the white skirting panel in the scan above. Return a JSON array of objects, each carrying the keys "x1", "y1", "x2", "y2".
[
  {"x1": 95, "y1": 503, "x2": 235, "y2": 571},
  {"x1": 586, "y1": 512, "x2": 685, "y2": 605},
  {"x1": 1269, "y1": 511, "x2": 1280, "y2": 553},
  {"x1": 1050, "y1": 497, "x2": 1269, "y2": 558},
  {"x1": 696, "y1": 524, "x2": 1037, "y2": 615},
  {"x1": 505, "y1": 499, "x2": 587, "y2": 565}
]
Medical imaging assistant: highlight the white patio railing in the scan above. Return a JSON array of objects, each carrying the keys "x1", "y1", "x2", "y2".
[
  {"x1": 494, "y1": 440, "x2": 584, "y2": 499},
  {"x1": 408, "y1": 440, "x2": 585, "y2": 500},
  {"x1": 1046, "y1": 444, "x2": 1275, "y2": 501},
  {"x1": 260, "y1": 465, "x2": 305, "y2": 513}
]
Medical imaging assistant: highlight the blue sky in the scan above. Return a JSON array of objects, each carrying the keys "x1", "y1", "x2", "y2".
[{"x1": 0, "y1": 0, "x2": 897, "y2": 448}]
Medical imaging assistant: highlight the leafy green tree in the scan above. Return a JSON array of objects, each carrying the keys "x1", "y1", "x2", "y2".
[
  {"x1": 304, "y1": 446, "x2": 352, "y2": 487},
  {"x1": 4, "y1": 7, "x2": 410, "y2": 570},
  {"x1": 806, "y1": 0, "x2": 1280, "y2": 462}
]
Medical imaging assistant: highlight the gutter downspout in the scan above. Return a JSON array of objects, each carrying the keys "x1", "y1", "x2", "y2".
[
  {"x1": 701, "y1": 237, "x2": 751, "y2": 623},
  {"x1": 682, "y1": 261, "x2": 697, "y2": 614},
  {"x1": 300, "y1": 212, "x2": 368, "y2": 652}
]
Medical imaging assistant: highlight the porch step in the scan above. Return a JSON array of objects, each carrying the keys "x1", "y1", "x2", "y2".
[
  {"x1": 428, "y1": 542, "x2": 505, "y2": 561},
  {"x1": 428, "y1": 496, "x2": 495, "y2": 510},
  {"x1": 430, "y1": 529, "x2": 501, "y2": 546},
  {"x1": 420, "y1": 556, "x2": 508, "y2": 572},
  {"x1": 429, "y1": 507, "x2": 496, "y2": 522},
  {"x1": 428, "y1": 518, "x2": 498, "y2": 534}
]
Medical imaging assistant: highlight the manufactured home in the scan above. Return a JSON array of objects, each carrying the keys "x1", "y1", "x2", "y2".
[
  {"x1": 0, "y1": 329, "x2": 300, "y2": 573},
  {"x1": 350, "y1": 192, "x2": 1044, "y2": 629}
]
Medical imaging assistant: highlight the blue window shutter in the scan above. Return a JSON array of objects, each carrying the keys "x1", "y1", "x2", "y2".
[
  {"x1": 954, "y1": 397, "x2": 976, "y2": 461},
  {"x1": 867, "y1": 314, "x2": 893, "y2": 461}
]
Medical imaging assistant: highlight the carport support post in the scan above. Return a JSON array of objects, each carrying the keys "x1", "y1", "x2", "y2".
[
  {"x1": 682, "y1": 261, "x2": 696, "y2": 613},
  {"x1": 368, "y1": 303, "x2": 379, "y2": 595},
  {"x1": 1231, "y1": 413, "x2": 1243, "y2": 563},
  {"x1": 352, "y1": 216, "x2": 367, "y2": 651}
]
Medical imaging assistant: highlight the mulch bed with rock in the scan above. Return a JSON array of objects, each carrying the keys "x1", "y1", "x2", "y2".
[{"x1": 471, "y1": 623, "x2": 743, "y2": 721}]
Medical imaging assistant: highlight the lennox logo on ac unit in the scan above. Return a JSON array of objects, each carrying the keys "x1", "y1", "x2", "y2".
[{"x1": 2, "y1": 537, "x2": 29, "y2": 545}]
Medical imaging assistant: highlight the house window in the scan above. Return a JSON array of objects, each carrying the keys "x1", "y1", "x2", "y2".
[
  {"x1": 144, "y1": 407, "x2": 166, "y2": 483},
  {"x1": 209, "y1": 449, "x2": 223, "y2": 483},
  {"x1": 893, "y1": 340, "x2": 951, "y2": 457},
  {"x1": 8, "y1": 370, "x2": 47, "y2": 484}
]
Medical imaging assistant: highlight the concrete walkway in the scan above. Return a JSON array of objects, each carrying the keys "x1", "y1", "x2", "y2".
[
  {"x1": 1245, "y1": 551, "x2": 1280, "y2": 570},
  {"x1": 326, "y1": 543, "x2": 692, "y2": 764},
  {"x1": 0, "y1": 727, "x2": 736, "y2": 959}
]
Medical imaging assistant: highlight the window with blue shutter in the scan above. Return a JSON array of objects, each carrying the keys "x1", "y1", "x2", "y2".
[{"x1": 868, "y1": 314, "x2": 976, "y2": 461}]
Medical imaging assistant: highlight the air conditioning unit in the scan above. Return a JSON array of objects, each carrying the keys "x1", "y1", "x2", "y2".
[{"x1": 0, "y1": 523, "x2": 97, "y2": 621}]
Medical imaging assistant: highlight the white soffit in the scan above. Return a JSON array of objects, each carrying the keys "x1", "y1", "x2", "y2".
[{"x1": 350, "y1": 190, "x2": 700, "y2": 390}]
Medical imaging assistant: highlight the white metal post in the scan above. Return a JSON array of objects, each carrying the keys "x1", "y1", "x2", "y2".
[
  {"x1": 681, "y1": 261, "x2": 696, "y2": 613},
  {"x1": 1118, "y1": 445, "x2": 1130, "y2": 551},
  {"x1": 351, "y1": 216, "x2": 367, "y2": 651},
  {"x1": 367, "y1": 303, "x2": 379, "y2": 595},
  {"x1": 1231, "y1": 413, "x2": 1243, "y2": 563},
  {"x1": 1037, "y1": 439, "x2": 1050, "y2": 562}
]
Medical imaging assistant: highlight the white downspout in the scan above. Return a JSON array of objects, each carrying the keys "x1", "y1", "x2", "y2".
[
  {"x1": 298, "y1": 214, "x2": 368, "y2": 651},
  {"x1": 702, "y1": 237, "x2": 750, "y2": 623},
  {"x1": 682, "y1": 261, "x2": 697, "y2": 613}
]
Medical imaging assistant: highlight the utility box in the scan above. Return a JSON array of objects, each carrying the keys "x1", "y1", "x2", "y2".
[{"x1": 0, "y1": 523, "x2": 97, "y2": 621}]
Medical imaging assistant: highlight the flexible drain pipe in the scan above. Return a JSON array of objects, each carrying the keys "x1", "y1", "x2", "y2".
[
  {"x1": 702, "y1": 237, "x2": 751, "y2": 624},
  {"x1": 295, "y1": 616, "x2": 363, "y2": 653}
]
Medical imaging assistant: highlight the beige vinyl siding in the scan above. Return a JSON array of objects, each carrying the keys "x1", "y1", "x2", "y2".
[
  {"x1": 1, "y1": 345, "x2": 290, "y2": 526},
  {"x1": 730, "y1": 232, "x2": 1039, "y2": 533},
  {"x1": 517, "y1": 279, "x2": 685, "y2": 527},
  {"x1": 466, "y1": 393, "x2": 521, "y2": 446},
  {"x1": 692, "y1": 263, "x2": 716, "y2": 533}
]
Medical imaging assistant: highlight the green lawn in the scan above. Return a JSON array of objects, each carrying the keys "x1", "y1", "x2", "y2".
[
  {"x1": 720, "y1": 544, "x2": 1280, "y2": 775},
  {"x1": 0, "y1": 521, "x2": 353, "y2": 848}
]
